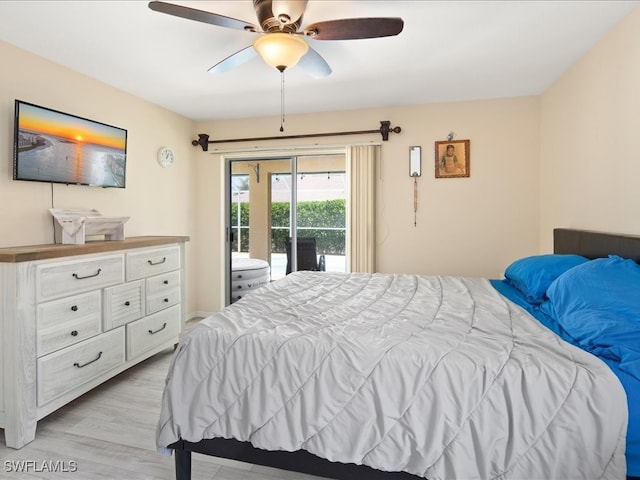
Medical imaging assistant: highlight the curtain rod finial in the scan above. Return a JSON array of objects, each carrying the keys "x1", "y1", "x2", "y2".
[
  {"x1": 379, "y1": 121, "x2": 401, "y2": 141},
  {"x1": 192, "y1": 133, "x2": 210, "y2": 151}
]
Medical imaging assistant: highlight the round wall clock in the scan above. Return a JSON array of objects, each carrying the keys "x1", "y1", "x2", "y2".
[{"x1": 157, "y1": 147, "x2": 175, "y2": 168}]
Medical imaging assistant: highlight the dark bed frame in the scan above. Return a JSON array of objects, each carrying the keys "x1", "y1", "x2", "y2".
[{"x1": 169, "y1": 228, "x2": 640, "y2": 480}]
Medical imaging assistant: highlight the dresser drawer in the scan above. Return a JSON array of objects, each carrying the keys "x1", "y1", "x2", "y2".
[
  {"x1": 103, "y1": 280, "x2": 145, "y2": 331},
  {"x1": 36, "y1": 254, "x2": 124, "y2": 301},
  {"x1": 37, "y1": 291, "x2": 101, "y2": 330},
  {"x1": 126, "y1": 305, "x2": 180, "y2": 360},
  {"x1": 37, "y1": 291, "x2": 102, "y2": 356},
  {"x1": 37, "y1": 315, "x2": 101, "y2": 357},
  {"x1": 126, "y1": 246, "x2": 180, "y2": 281},
  {"x1": 37, "y1": 327, "x2": 125, "y2": 406},
  {"x1": 146, "y1": 270, "x2": 181, "y2": 295},
  {"x1": 146, "y1": 287, "x2": 180, "y2": 315}
]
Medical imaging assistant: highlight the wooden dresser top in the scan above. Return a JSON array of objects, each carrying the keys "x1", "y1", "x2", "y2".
[{"x1": 0, "y1": 236, "x2": 190, "y2": 263}]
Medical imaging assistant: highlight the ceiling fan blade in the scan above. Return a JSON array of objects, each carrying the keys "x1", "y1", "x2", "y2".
[
  {"x1": 208, "y1": 46, "x2": 258, "y2": 73},
  {"x1": 148, "y1": 1, "x2": 259, "y2": 32},
  {"x1": 297, "y1": 46, "x2": 332, "y2": 78},
  {"x1": 304, "y1": 17, "x2": 404, "y2": 40}
]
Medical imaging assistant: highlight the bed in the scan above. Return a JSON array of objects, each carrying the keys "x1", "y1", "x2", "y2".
[{"x1": 156, "y1": 228, "x2": 640, "y2": 480}]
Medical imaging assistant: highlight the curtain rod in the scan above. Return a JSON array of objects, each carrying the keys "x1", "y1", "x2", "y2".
[
  {"x1": 207, "y1": 142, "x2": 380, "y2": 156},
  {"x1": 191, "y1": 120, "x2": 401, "y2": 151}
]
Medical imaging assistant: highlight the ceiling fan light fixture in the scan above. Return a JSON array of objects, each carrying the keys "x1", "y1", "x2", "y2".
[{"x1": 254, "y1": 32, "x2": 309, "y2": 71}]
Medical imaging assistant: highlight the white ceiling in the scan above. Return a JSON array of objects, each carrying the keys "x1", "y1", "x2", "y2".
[{"x1": 0, "y1": 1, "x2": 637, "y2": 121}]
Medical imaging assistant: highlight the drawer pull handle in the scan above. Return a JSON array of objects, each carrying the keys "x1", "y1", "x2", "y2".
[
  {"x1": 148, "y1": 323, "x2": 167, "y2": 335},
  {"x1": 237, "y1": 274, "x2": 243, "y2": 278},
  {"x1": 237, "y1": 285, "x2": 242, "y2": 289},
  {"x1": 163, "y1": 298, "x2": 169, "y2": 303},
  {"x1": 70, "y1": 330, "x2": 78, "y2": 337},
  {"x1": 72, "y1": 268, "x2": 102, "y2": 280},
  {"x1": 71, "y1": 305, "x2": 78, "y2": 312},
  {"x1": 74, "y1": 351, "x2": 102, "y2": 368},
  {"x1": 148, "y1": 257, "x2": 167, "y2": 266},
  {"x1": 163, "y1": 280, "x2": 169, "y2": 285},
  {"x1": 124, "y1": 301, "x2": 131, "y2": 306}
]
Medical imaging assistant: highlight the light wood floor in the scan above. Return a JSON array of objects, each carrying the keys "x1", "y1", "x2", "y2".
[{"x1": 0, "y1": 320, "x2": 329, "y2": 480}]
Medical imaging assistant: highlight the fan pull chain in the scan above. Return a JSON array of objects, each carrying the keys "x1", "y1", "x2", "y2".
[{"x1": 280, "y1": 69, "x2": 285, "y2": 132}]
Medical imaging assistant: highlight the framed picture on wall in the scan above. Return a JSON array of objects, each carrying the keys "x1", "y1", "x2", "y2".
[{"x1": 435, "y1": 139, "x2": 470, "y2": 178}]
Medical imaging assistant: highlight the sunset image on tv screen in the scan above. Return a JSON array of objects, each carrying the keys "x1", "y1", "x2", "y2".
[{"x1": 15, "y1": 102, "x2": 127, "y2": 188}]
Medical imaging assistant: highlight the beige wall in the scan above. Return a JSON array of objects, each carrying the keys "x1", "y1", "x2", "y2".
[
  {"x1": 540, "y1": 7, "x2": 640, "y2": 250},
  {"x1": 0, "y1": 41, "x2": 197, "y2": 314},
  {"x1": 195, "y1": 96, "x2": 541, "y2": 311}
]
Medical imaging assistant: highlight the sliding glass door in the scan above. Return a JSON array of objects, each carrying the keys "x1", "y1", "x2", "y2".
[{"x1": 227, "y1": 153, "x2": 346, "y2": 303}]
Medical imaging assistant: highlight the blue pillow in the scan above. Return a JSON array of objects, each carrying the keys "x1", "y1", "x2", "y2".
[
  {"x1": 504, "y1": 254, "x2": 589, "y2": 304},
  {"x1": 545, "y1": 255, "x2": 640, "y2": 380},
  {"x1": 546, "y1": 255, "x2": 640, "y2": 320}
]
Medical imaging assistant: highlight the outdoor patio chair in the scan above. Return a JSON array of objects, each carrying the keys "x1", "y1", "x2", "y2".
[{"x1": 285, "y1": 237, "x2": 326, "y2": 274}]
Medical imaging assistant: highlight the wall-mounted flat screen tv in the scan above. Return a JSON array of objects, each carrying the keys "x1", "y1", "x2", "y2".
[{"x1": 13, "y1": 100, "x2": 127, "y2": 188}]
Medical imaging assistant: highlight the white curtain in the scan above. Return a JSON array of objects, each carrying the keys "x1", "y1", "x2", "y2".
[{"x1": 347, "y1": 145, "x2": 379, "y2": 273}]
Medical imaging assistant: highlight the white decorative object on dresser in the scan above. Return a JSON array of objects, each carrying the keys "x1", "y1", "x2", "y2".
[
  {"x1": 0, "y1": 235, "x2": 189, "y2": 449},
  {"x1": 49, "y1": 208, "x2": 130, "y2": 245}
]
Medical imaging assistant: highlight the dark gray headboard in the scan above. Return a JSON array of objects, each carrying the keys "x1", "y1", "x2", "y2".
[{"x1": 554, "y1": 228, "x2": 640, "y2": 262}]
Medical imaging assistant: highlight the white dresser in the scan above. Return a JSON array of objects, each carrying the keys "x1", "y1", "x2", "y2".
[{"x1": 0, "y1": 236, "x2": 189, "y2": 449}]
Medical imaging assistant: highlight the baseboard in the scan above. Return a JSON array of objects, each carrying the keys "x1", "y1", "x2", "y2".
[{"x1": 187, "y1": 311, "x2": 214, "y2": 321}]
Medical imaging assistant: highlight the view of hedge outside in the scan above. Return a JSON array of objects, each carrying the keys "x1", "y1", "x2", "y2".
[
  {"x1": 231, "y1": 174, "x2": 250, "y2": 253},
  {"x1": 231, "y1": 200, "x2": 346, "y2": 254},
  {"x1": 230, "y1": 172, "x2": 346, "y2": 260}
]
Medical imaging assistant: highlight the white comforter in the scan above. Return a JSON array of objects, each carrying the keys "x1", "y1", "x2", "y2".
[{"x1": 156, "y1": 272, "x2": 628, "y2": 479}]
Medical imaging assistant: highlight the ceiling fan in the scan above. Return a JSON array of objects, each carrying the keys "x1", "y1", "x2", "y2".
[{"x1": 148, "y1": 0, "x2": 404, "y2": 77}]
